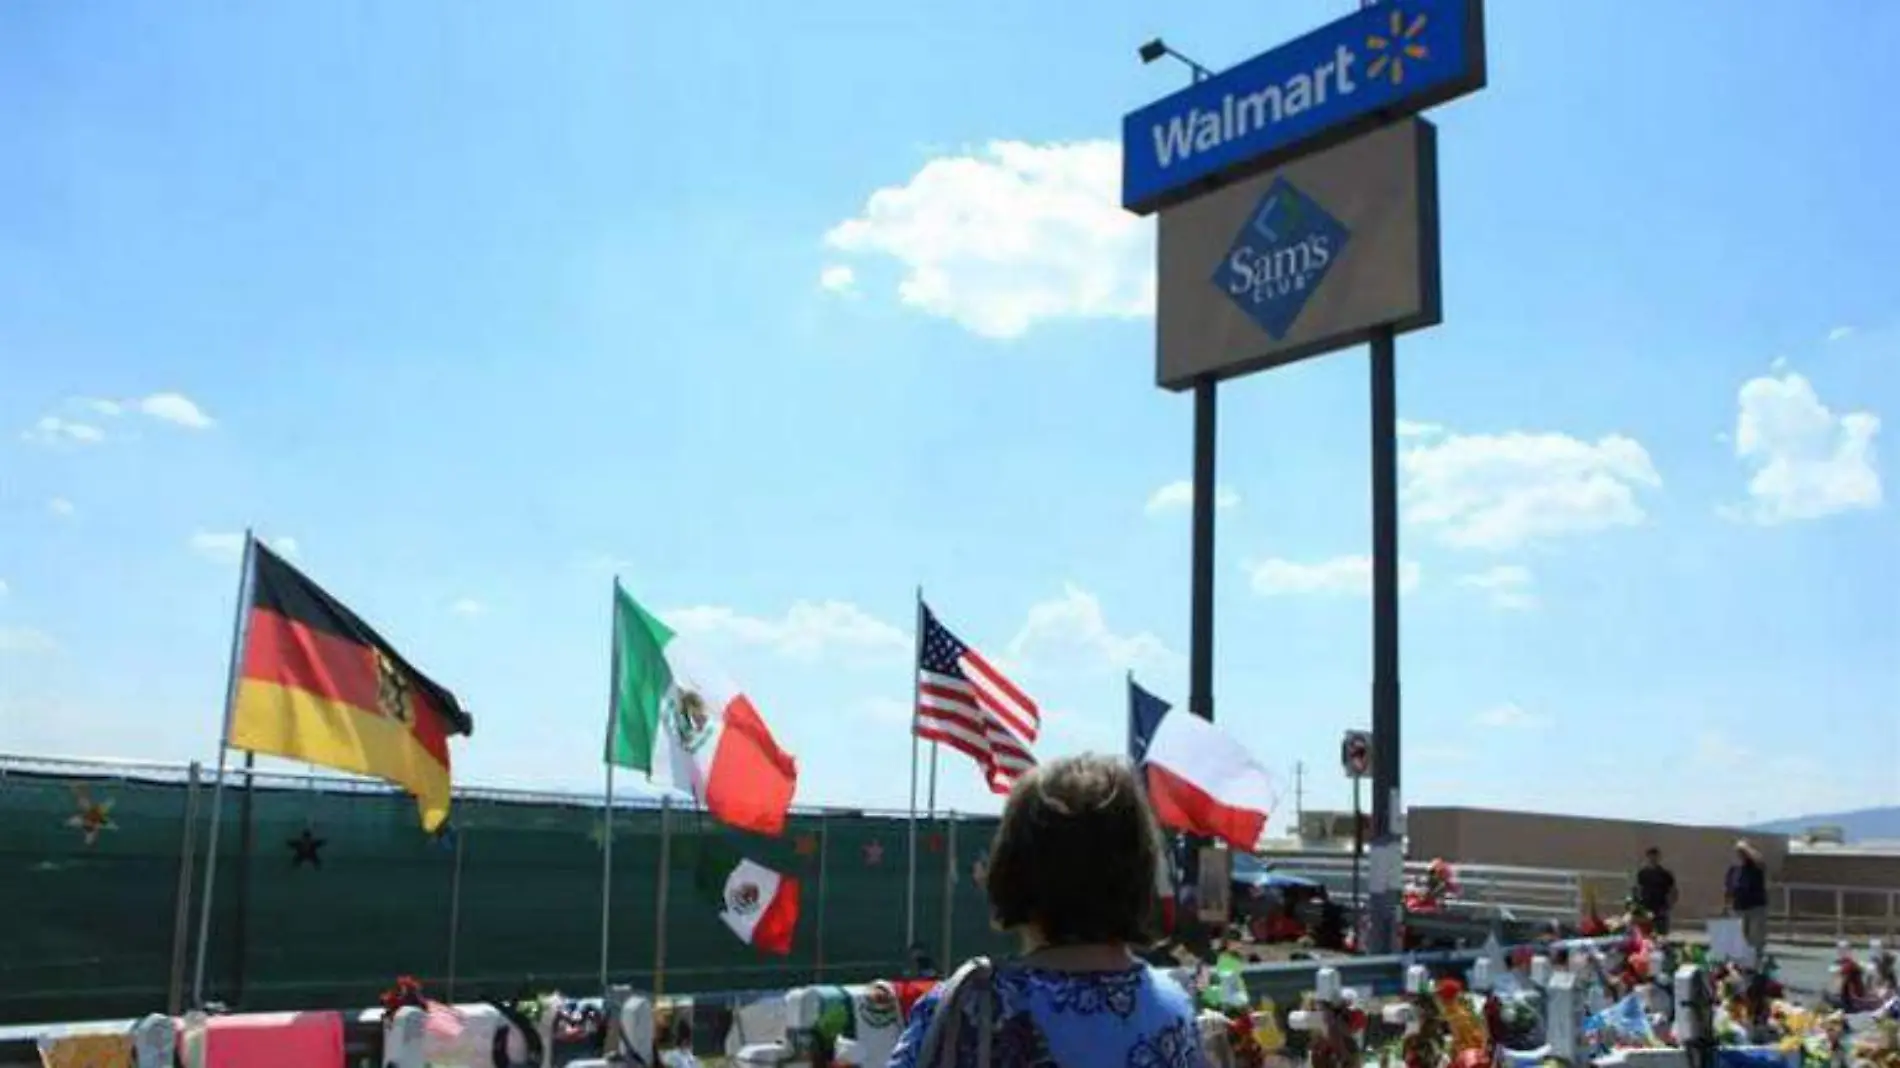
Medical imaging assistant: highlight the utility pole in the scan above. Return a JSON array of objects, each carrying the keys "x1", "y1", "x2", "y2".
[{"x1": 1294, "y1": 762, "x2": 1305, "y2": 833}]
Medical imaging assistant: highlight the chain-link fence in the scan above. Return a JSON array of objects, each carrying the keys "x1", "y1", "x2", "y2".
[{"x1": 0, "y1": 755, "x2": 1007, "y2": 1026}]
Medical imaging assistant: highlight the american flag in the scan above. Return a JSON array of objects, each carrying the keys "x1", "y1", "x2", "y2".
[{"x1": 914, "y1": 604, "x2": 1039, "y2": 794}]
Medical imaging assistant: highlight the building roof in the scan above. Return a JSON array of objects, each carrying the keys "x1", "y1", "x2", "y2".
[{"x1": 1789, "y1": 838, "x2": 1900, "y2": 856}]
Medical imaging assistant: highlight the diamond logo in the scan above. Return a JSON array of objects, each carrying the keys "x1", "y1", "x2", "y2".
[{"x1": 1211, "y1": 177, "x2": 1350, "y2": 341}]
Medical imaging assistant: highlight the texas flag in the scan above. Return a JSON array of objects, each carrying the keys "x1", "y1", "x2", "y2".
[{"x1": 1142, "y1": 709, "x2": 1274, "y2": 852}]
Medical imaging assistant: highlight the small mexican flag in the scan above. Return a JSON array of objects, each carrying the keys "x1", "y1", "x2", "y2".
[
  {"x1": 696, "y1": 841, "x2": 801, "y2": 956},
  {"x1": 606, "y1": 580, "x2": 798, "y2": 836}
]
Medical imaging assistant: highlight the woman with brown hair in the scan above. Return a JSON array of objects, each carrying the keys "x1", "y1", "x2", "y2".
[{"x1": 887, "y1": 753, "x2": 1208, "y2": 1068}]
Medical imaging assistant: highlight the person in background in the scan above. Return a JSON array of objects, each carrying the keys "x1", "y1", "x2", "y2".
[
  {"x1": 887, "y1": 753, "x2": 1207, "y2": 1068},
  {"x1": 1633, "y1": 846, "x2": 1678, "y2": 935},
  {"x1": 1725, "y1": 839, "x2": 1770, "y2": 961}
]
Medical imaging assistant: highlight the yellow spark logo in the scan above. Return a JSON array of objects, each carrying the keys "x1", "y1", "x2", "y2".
[{"x1": 1365, "y1": 9, "x2": 1430, "y2": 86}]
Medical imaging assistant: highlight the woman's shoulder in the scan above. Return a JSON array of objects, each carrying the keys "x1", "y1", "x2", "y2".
[
  {"x1": 993, "y1": 960, "x2": 1193, "y2": 991},
  {"x1": 995, "y1": 962, "x2": 1198, "y2": 1017}
]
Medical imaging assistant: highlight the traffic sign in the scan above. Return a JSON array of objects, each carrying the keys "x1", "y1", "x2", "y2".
[{"x1": 1340, "y1": 729, "x2": 1372, "y2": 779}]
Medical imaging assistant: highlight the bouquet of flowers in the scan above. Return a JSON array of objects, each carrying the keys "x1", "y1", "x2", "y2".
[
  {"x1": 1301, "y1": 990, "x2": 1368, "y2": 1068},
  {"x1": 1404, "y1": 859, "x2": 1460, "y2": 914},
  {"x1": 378, "y1": 974, "x2": 427, "y2": 1021}
]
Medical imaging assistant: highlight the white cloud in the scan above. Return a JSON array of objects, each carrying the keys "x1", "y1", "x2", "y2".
[
  {"x1": 1473, "y1": 702, "x2": 1544, "y2": 729},
  {"x1": 1456, "y1": 564, "x2": 1537, "y2": 611},
  {"x1": 136, "y1": 392, "x2": 214, "y2": 429},
  {"x1": 818, "y1": 264, "x2": 858, "y2": 295},
  {"x1": 450, "y1": 598, "x2": 486, "y2": 617},
  {"x1": 1243, "y1": 555, "x2": 1422, "y2": 597},
  {"x1": 1144, "y1": 479, "x2": 1240, "y2": 516},
  {"x1": 0, "y1": 578, "x2": 8, "y2": 596},
  {"x1": 23, "y1": 391, "x2": 212, "y2": 444},
  {"x1": 189, "y1": 531, "x2": 297, "y2": 561},
  {"x1": 1401, "y1": 429, "x2": 1662, "y2": 550},
  {"x1": 664, "y1": 600, "x2": 910, "y2": 661},
  {"x1": 47, "y1": 497, "x2": 76, "y2": 518},
  {"x1": 1397, "y1": 419, "x2": 1444, "y2": 439},
  {"x1": 1727, "y1": 370, "x2": 1881, "y2": 524},
  {"x1": 1827, "y1": 326, "x2": 1854, "y2": 343},
  {"x1": 22, "y1": 416, "x2": 105, "y2": 446},
  {"x1": 1007, "y1": 583, "x2": 1180, "y2": 676},
  {"x1": 0, "y1": 627, "x2": 57, "y2": 655},
  {"x1": 822, "y1": 140, "x2": 1152, "y2": 340}
]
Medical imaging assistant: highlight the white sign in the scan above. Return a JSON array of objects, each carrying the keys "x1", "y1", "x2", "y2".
[{"x1": 1197, "y1": 845, "x2": 1232, "y2": 924}]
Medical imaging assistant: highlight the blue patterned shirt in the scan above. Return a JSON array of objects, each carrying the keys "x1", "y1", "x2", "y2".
[{"x1": 885, "y1": 963, "x2": 1207, "y2": 1068}]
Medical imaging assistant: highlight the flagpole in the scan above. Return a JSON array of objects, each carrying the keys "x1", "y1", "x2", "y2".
[
  {"x1": 166, "y1": 760, "x2": 204, "y2": 1016},
  {"x1": 599, "y1": 578, "x2": 622, "y2": 999},
  {"x1": 1126, "y1": 670, "x2": 1134, "y2": 763},
  {"x1": 926, "y1": 744, "x2": 939, "y2": 819},
  {"x1": 940, "y1": 812, "x2": 957, "y2": 968},
  {"x1": 599, "y1": 768, "x2": 615, "y2": 994},
  {"x1": 652, "y1": 795, "x2": 673, "y2": 995},
  {"x1": 191, "y1": 528, "x2": 258, "y2": 1009},
  {"x1": 232, "y1": 749, "x2": 256, "y2": 1006},
  {"x1": 905, "y1": 586, "x2": 923, "y2": 957},
  {"x1": 446, "y1": 821, "x2": 466, "y2": 1001},
  {"x1": 813, "y1": 808, "x2": 830, "y2": 982}
]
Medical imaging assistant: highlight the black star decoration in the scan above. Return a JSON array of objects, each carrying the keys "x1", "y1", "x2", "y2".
[{"x1": 288, "y1": 828, "x2": 326, "y2": 869}]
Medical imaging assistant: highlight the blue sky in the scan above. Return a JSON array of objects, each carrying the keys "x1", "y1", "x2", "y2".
[{"x1": 1, "y1": 1, "x2": 1894, "y2": 831}]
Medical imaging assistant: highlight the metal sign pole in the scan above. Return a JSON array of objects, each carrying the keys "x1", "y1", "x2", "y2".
[
  {"x1": 1187, "y1": 379, "x2": 1218, "y2": 729},
  {"x1": 1183, "y1": 378, "x2": 1219, "y2": 955},
  {"x1": 1366, "y1": 327, "x2": 1404, "y2": 954},
  {"x1": 1351, "y1": 777, "x2": 1364, "y2": 939}
]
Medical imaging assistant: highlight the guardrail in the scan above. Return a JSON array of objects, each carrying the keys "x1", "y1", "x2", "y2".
[
  {"x1": 1261, "y1": 850, "x2": 1627, "y2": 924},
  {"x1": 1770, "y1": 882, "x2": 1900, "y2": 942},
  {"x1": 0, "y1": 936, "x2": 1637, "y2": 1068}
]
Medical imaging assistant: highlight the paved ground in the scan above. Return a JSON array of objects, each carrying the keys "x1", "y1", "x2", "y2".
[
  {"x1": 1673, "y1": 931, "x2": 1835, "y2": 996},
  {"x1": 1764, "y1": 943, "x2": 1835, "y2": 997}
]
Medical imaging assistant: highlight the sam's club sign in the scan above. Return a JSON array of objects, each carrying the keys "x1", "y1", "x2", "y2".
[
  {"x1": 1215, "y1": 178, "x2": 1349, "y2": 341},
  {"x1": 1122, "y1": 0, "x2": 1484, "y2": 214}
]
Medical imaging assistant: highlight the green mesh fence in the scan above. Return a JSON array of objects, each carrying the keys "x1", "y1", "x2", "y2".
[{"x1": 0, "y1": 762, "x2": 1010, "y2": 1026}]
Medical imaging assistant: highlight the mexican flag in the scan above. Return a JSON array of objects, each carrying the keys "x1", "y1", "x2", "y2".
[
  {"x1": 696, "y1": 842, "x2": 801, "y2": 955},
  {"x1": 606, "y1": 581, "x2": 799, "y2": 836}
]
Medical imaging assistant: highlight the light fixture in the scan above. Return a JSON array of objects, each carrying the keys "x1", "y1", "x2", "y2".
[{"x1": 1137, "y1": 37, "x2": 1214, "y2": 82}]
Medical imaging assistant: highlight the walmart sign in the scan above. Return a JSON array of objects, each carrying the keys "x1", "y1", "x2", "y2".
[{"x1": 1121, "y1": 0, "x2": 1484, "y2": 214}]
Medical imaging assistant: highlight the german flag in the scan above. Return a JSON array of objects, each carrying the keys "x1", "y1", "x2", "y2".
[{"x1": 227, "y1": 541, "x2": 473, "y2": 830}]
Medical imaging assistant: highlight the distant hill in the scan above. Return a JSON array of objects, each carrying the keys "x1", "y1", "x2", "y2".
[{"x1": 1755, "y1": 806, "x2": 1900, "y2": 842}]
